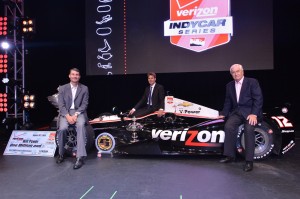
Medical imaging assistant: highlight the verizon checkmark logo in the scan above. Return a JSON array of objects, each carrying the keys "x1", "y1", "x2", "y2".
[{"x1": 176, "y1": 0, "x2": 199, "y2": 9}]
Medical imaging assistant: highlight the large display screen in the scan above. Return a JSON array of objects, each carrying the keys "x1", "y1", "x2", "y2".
[{"x1": 86, "y1": 0, "x2": 273, "y2": 75}]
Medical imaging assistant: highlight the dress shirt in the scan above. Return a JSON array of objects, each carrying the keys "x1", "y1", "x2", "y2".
[
  {"x1": 70, "y1": 83, "x2": 78, "y2": 109},
  {"x1": 235, "y1": 77, "x2": 244, "y2": 102},
  {"x1": 148, "y1": 83, "x2": 155, "y2": 105}
]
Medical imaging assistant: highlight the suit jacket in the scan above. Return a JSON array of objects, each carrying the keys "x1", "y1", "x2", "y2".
[
  {"x1": 134, "y1": 83, "x2": 165, "y2": 111},
  {"x1": 220, "y1": 77, "x2": 263, "y2": 120},
  {"x1": 58, "y1": 83, "x2": 89, "y2": 118}
]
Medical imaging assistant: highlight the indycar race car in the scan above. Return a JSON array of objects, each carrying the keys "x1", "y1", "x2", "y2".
[
  {"x1": 89, "y1": 96, "x2": 296, "y2": 160},
  {"x1": 48, "y1": 94, "x2": 295, "y2": 160}
]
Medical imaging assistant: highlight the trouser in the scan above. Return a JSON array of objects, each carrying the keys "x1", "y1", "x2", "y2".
[
  {"x1": 56, "y1": 110, "x2": 87, "y2": 158},
  {"x1": 132, "y1": 106, "x2": 155, "y2": 117},
  {"x1": 223, "y1": 110, "x2": 256, "y2": 161}
]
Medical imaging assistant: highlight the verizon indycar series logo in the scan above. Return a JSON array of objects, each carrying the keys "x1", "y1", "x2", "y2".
[
  {"x1": 152, "y1": 128, "x2": 224, "y2": 147},
  {"x1": 164, "y1": 0, "x2": 233, "y2": 52}
]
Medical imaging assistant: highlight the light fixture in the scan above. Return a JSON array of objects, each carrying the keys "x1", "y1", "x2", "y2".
[
  {"x1": 21, "y1": 18, "x2": 35, "y2": 34},
  {"x1": 0, "y1": 16, "x2": 8, "y2": 36},
  {"x1": 0, "y1": 41, "x2": 10, "y2": 50},
  {"x1": 0, "y1": 53, "x2": 8, "y2": 73},
  {"x1": 0, "y1": 93, "x2": 8, "y2": 112},
  {"x1": 1, "y1": 77, "x2": 21, "y2": 85},
  {"x1": 23, "y1": 94, "x2": 35, "y2": 109}
]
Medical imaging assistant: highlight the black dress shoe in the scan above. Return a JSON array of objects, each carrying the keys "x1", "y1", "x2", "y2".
[
  {"x1": 56, "y1": 155, "x2": 64, "y2": 164},
  {"x1": 219, "y1": 156, "x2": 235, "y2": 163},
  {"x1": 243, "y1": 161, "x2": 253, "y2": 172},
  {"x1": 73, "y1": 157, "x2": 84, "y2": 169}
]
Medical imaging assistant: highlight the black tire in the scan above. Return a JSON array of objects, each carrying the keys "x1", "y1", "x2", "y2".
[
  {"x1": 55, "y1": 123, "x2": 95, "y2": 156},
  {"x1": 237, "y1": 121, "x2": 274, "y2": 160}
]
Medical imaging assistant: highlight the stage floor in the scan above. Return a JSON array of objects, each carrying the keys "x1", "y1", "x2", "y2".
[{"x1": 0, "y1": 138, "x2": 300, "y2": 199}]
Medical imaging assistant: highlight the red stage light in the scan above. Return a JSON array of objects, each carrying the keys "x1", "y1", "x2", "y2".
[
  {"x1": 0, "y1": 53, "x2": 8, "y2": 74},
  {"x1": 0, "y1": 16, "x2": 8, "y2": 36},
  {"x1": 0, "y1": 93, "x2": 8, "y2": 112}
]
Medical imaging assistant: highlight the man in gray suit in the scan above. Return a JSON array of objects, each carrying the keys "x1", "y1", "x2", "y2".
[{"x1": 56, "y1": 68, "x2": 89, "y2": 169}]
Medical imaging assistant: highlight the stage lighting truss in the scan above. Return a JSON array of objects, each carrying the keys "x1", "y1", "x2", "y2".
[
  {"x1": 0, "y1": 93, "x2": 8, "y2": 112},
  {"x1": 3, "y1": 0, "x2": 29, "y2": 127},
  {"x1": 23, "y1": 94, "x2": 35, "y2": 109},
  {"x1": 0, "y1": 17, "x2": 8, "y2": 36}
]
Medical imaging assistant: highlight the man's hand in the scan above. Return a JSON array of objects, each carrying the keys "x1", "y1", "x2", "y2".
[
  {"x1": 157, "y1": 109, "x2": 164, "y2": 117},
  {"x1": 247, "y1": 114, "x2": 257, "y2": 126},
  {"x1": 129, "y1": 108, "x2": 135, "y2": 115},
  {"x1": 217, "y1": 115, "x2": 225, "y2": 119},
  {"x1": 66, "y1": 114, "x2": 76, "y2": 125}
]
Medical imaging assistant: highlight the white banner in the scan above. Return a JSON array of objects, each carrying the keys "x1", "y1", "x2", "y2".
[
  {"x1": 4, "y1": 130, "x2": 57, "y2": 157},
  {"x1": 164, "y1": 17, "x2": 233, "y2": 36}
]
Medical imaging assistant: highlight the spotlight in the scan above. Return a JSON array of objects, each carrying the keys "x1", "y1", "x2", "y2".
[
  {"x1": 24, "y1": 101, "x2": 29, "y2": 108},
  {"x1": 20, "y1": 18, "x2": 35, "y2": 34},
  {"x1": 23, "y1": 93, "x2": 35, "y2": 109},
  {"x1": 0, "y1": 41, "x2": 10, "y2": 50},
  {"x1": 0, "y1": 93, "x2": 8, "y2": 112},
  {"x1": 23, "y1": 95, "x2": 29, "y2": 101},
  {"x1": 1, "y1": 77, "x2": 21, "y2": 85},
  {"x1": 29, "y1": 95, "x2": 35, "y2": 101},
  {"x1": 0, "y1": 53, "x2": 8, "y2": 73},
  {"x1": 0, "y1": 17, "x2": 8, "y2": 36},
  {"x1": 29, "y1": 102, "x2": 35, "y2": 109},
  {"x1": 2, "y1": 77, "x2": 9, "y2": 83}
]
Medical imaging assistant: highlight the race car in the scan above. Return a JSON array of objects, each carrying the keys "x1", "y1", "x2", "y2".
[
  {"x1": 88, "y1": 96, "x2": 296, "y2": 160},
  {"x1": 47, "y1": 92, "x2": 295, "y2": 160}
]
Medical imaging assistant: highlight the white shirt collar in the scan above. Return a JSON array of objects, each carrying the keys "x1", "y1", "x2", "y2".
[
  {"x1": 70, "y1": 83, "x2": 78, "y2": 89},
  {"x1": 236, "y1": 76, "x2": 244, "y2": 84},
  {"x1": 150, "y1": 83, "x2": 156, "y2": 89}
]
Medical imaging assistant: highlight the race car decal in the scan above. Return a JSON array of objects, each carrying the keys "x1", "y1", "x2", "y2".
[
  {"x1": 165, "y1": 96, "x2": 219, "y2": 118},
  {"x1": 152, "y1": 128, "x2": 224, "y2": 147},
  {"x1": 282, "y1": 140, "x2": 295, "y2": 154},
  {"x1": 164, "y1": 0, "x2": 233, "y2": 52},
  {"x1": 271, "y1": 116, "x2": 293, "y2": 128},
  {"x1": 95, "y1": 132, "x2": 116, "y2": 153}
]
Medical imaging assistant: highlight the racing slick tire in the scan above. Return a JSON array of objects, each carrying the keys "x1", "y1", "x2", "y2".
[
  {"x1": 237, "y1": 121, "x2": 274, "y2": 160},
  {"x1": 55, "y1": 123, "x2": 95, "y2": 156}
]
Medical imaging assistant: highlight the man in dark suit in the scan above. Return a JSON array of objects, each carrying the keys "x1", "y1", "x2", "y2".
[
  {"x1": 56, "y1": 68, "x2": 89, "y2": 169},
  {"x1": 219, "y1": 64, "x2": 263, "y2": 172},
  {"x1": 129, "y1": 72, "x2": 165, "y2": 117}
]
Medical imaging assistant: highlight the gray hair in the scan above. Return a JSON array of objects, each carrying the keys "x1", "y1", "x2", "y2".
[{"x1": 230, "y1": 64, "x2": 243, "y2": 73}]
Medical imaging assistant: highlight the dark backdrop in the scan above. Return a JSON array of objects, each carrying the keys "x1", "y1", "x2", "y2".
[{"x1": 21, "y1": 1, "x2": 299, "y2": 128}]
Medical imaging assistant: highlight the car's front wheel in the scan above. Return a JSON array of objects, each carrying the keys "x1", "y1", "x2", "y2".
[
  {"x1": 55, "y1": 123, "x2": 95, "y2": 156},
  {"x1": 237, "y1": 121, "x2": 274, "y2": 160}
]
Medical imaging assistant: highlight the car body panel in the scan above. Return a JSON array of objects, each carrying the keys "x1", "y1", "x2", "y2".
[{"x1": 90, "y1": 97, "x2": 296, "y2": 159}]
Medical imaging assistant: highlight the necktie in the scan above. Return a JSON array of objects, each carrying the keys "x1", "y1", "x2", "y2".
[{"x1": 148, "y1": 86, "x2": 152, "y2": 106}]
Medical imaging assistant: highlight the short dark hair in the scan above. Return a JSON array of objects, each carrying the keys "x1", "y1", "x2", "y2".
[
  {"x1": 69, "y1": 68, "x2": 80, "y2": 74},
  {"x1": 147, "y1": 72, "x2": 156, "y2": 78}
]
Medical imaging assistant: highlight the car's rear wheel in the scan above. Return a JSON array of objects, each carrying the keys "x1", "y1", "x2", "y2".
[
  {"x1": 55, "y1": 123, "x2": 95, "y2": 156},
  {"x1": 237, "y1": 121, "x2": 274, "y2": 160}
]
